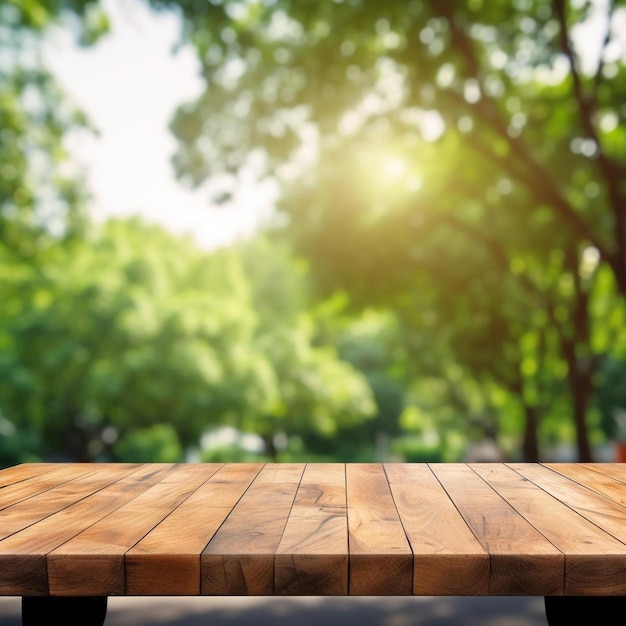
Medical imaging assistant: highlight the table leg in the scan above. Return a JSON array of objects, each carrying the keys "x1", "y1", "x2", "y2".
[
  {"x1": 544, "y1": 596, "x2": 626, "y2": 625},
  {"x1": 22, "y1": 596, "x2": 108, "y2": 626}
]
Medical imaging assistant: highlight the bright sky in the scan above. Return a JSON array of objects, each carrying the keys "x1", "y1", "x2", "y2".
[
  {"x1": 44, "y1": 0, "x2": 276, "y2": 251},
  {"x1": 43, "y1": 0, "x2": 622, "y2": 253}
]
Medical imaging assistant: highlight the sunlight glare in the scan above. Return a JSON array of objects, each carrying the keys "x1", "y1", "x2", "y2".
[{"x1": 383, "y1": 157, "x2": 407, "y2": 180}]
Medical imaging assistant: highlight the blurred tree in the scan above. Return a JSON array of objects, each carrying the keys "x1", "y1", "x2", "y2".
[
  {"x1": 234, "y1": 234, "x2": 376, "y2": 459},
  {"x1": 151, "y1": 0, "x2": 626, "y2": 460},
  {"x1": 157, "y1": 0, "x2": 626, "y2": 297},
  {"x1": 0, "y1": 0, "x2": 110, "y2": 257},
  {"x1": 0, "y1": 218, "x2": 277, "y2": 462},
  {"x1": 0, "y1": 220, "x2": 377, "y2": 464},
  {"x1": 0, "y1": 0, "x2": 106, "y2": 460},
  {"x1": 595, "y1": 324, "x2": 626, "y2": 440},
  {"x1": 0, "y1": 0, "x2": 374, "y2": 465},
  {"x1": 114, "y1": 423, "x2": 184, "y2": 463},
  {"x1": 318, "y1": 307, "x2": 408, "y2": 459}
]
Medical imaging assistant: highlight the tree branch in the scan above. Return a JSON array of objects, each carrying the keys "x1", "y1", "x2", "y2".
[
  {"x1": 553, "y1": 0, "x2": 626, "y2": 289},
  {"x1": 590, "y1": 0, "x2": 615, "y2": 103},
  {"x1": 434, "y1": 2, "x2": 614, "y2": 262}
]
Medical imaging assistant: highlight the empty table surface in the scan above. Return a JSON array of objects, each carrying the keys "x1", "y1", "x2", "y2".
[{"x1": 1, "y1": 462, "x2": 626, "y2": 598}]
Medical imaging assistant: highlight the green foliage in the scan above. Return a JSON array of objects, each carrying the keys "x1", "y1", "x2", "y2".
[
  {"x1": 324, "y1": 309, "x2": 408, "y2": 449},
  {"x1": 4, "y1": 0, "x2": 626, "y2": 463},
  {"x1": 233, "y1": 233, "x2": 377, "y2": 451},
  {"x1": 114, "y1": 423, "x2": 184, "y2": 463},
  {"x1": 0, "y1": 414, "x2": 44, "y2": 467},
  {"x1": 0, "y1": 217, "x2": 379, "y2": 462},
  {"x1": 0, "y1": 0, "x2": 380, "y2": 464},
  {"x1": 0, "y1": 218, "x2": 275, "y2": 460},
  {"x1": 0, "y1": 0, "x2": 105, "y2": 257},
  {"x1": 596, "y1": 357, "x2": 626, "y2": 440},
  {"x1": 153, "y1": 0, "x2": 626, "y2": 460},
  {"x1": 391, "y1": 436, "x2": 446, "y2": 463},
  {"x1": 200, "y1": 445, "x2": 269, "y2": 463}
]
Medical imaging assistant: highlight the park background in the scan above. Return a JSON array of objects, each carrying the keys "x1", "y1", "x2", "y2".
[{"x1": 1, "y1": 0, "x2": 626, "y2": 469}]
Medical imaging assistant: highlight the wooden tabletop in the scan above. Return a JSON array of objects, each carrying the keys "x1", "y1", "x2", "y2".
[{"x1": 1, "y1": 462, "x2": 626, "y2": 598}]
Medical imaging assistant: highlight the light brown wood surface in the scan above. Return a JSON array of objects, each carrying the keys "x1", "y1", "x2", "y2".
[
  {"x1": 1, "y1": 462, "x2": 626, "y2": 597},
  {"x1": 385, "y1": 463, "x2": 489, "y2": 595},
  {"x1": 201, "y1": 463, "x2": 304, "y2": 595},
  {"x1": 275, "y1": 463, "x2": 348, "y2": 595}
]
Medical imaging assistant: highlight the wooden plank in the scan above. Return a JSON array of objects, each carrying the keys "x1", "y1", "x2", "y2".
[
  {"x1": 4, "y1": 461, "x2": 626, "y2": 599},
  {"x1": 431, "y1": 464, "x2": 563, "y2": 595},
  {"x1": 508, "y1": 463, "x2": 626, "y2": 595},
  {"x1": 126, "y1": 463, "x2": 262, "y2": 595},
  {"x1": 511, "y1": 463, "x2": 626, "y2": 539},
  {"x1": 546, "y1": 463, "x2": 626, "y2": 507},
  {"x1": 46, "y1": 464, "x2": 211, "y2": 595},
  {"x1": 0, "y1": 463, "x2": 174, "y2": 595},
  {"x1": 201, "y1": 463, "x2": 304, "y2": 595},
  {"x1": 385, "y1": 463, "x2": 489, "y2": 595},
  {"x1": 0, "y1": 464, "x2": 111, "y2": 512},
  {"x1": 0, "y1": 464, "x2": 59, "y2": 488},
  {"x1": 275, "y1": 463, "x2": 348, "y2": 595},
  {"x1": 574, "y1": 463, "x2": 626, "y2": 484},
  {"x1": 0, "y1": 464, "x2": 144, "y2": 541},
  {"x1": 346, "y1": 463, "x2": 412, "y2": 595},
  {"x1": 253, "y1": 463, "x2": 305, "y2": 483}
]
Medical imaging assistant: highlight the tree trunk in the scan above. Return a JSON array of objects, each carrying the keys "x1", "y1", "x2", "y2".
[
  {"x1": 562, "y1": 340, "x2": 594, "y2": 462},
  {"x1": 558, "y1": 248, "x2": 596, "y2": 462},
  {"x1": 262, "y1": 433, "x2": 278, "y2": 461},
  {"x1": 521, "y1": 404, "x2": 540, "y2": 462},
  {"x1": 65, "y1": 421, "x2": 95, "y2": 462}
]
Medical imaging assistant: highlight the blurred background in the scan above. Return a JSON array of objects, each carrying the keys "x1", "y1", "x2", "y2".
[
  {"x1": 0, "y1": 596, "x2": 549, "y2": 626},
  {"x1": 1, "y1": 0, "x2": 626, "y2": 469}
]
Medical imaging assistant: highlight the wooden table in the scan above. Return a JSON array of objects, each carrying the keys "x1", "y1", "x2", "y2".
[{"x1": 2, "y1": 462, "x2": 626, "y2": 625}]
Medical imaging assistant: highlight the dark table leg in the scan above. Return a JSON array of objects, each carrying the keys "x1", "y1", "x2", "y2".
[
  {"x1": 22, "y1": 596, "x2": 108, "y2": 626},
  {"x1": 544, "y1": 596, "x2": 626, "y2": 625}
]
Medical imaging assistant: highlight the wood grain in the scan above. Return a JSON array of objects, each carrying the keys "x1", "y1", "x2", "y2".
[
  {"x1": 275, "y1": 463, "x2": 348, "y2": 595},
  {"x1": 0, "y1": 464, "x2": 108, "y2": 513},
  {"x1": 0, "y1": 463, "x2": 60, "y2": 488},
  {"x1": 385, "y1": 463, "x2": 489, "y2": 595},
  {"x1": 431, "y1": 464, "x2": 563, "y2": 595},
  {"x1": 0, "y1": 464, "x2": 171, "y2": 595},
  {"x1": 46, "y1": 464, "x2": 207, "y2": 595},
  {"x1": 0, "y1": 464, "x2": 142, "y2": 541},
  {"x1": 346, "y1": 464, "x2": 412, "y2": 595},
  {"x1": 2, "y1": 462, "x2": 626, "y2": 598},
  {"x1": 202, "y1": 463, "x2": 304, "y2": 595},
  {"x1": 126, "y1": 463, "x2": 262, "y2": 595},
  {"x1": 507, "y1": 463, "x2": 626, "y2": 595},
  {"x1": 546, "y1": 463, "x2": 626, "y2": 507}
]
